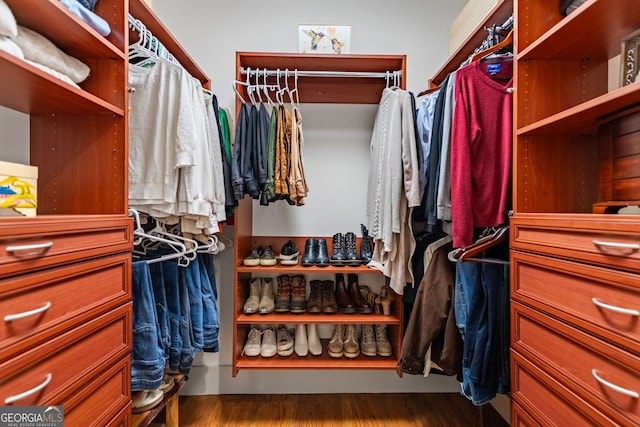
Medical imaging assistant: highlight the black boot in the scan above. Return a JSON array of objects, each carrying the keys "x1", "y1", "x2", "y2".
[
  {"x1": 300, "y1": 238, "x2": 318, "y2": 267},
  {"x1": 344, "y1": 232, "x2": 360, "y2": 266},
  {"x1": 360, "y1": 224, "x2": 373, "y2": 264},
  {"x1": 330, "y1": 233, "x2": 346, "y2": 265},
  {"x1": 316, "y1": 238, "x2": 330, "y2": 267}
]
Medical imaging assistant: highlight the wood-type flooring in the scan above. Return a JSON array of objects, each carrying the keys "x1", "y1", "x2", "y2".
[{"x1": 177, "y1": 393, "x2": 508, "y2": 427}]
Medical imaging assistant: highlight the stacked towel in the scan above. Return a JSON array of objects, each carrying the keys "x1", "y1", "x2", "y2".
[
  {"x1": 0, "y1": 35, "x2": 23, "y2": 59},
  {"x1": 0, "y1": 0, "x2": 17, "y2": 38},
  {"x1": 12, "y1": 25, "x2": 90, "y2": 83}
]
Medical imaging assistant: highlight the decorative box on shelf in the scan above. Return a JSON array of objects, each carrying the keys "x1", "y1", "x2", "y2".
[{"x1": 0, "y1": 160, "x2": 37, "y2": 217}]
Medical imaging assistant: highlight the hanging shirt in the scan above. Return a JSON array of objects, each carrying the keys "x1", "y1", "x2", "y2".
[{"x1": 450, "y1": 60, "x2": 513, "y2": 248}]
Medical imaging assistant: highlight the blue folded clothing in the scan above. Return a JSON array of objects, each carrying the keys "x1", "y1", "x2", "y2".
[
  {"x1": 76, "y1": 0, "x2": 97, "y2": 11},
  {"x1": 60, "y1": 0, "x2": 110, "y2": 37}
]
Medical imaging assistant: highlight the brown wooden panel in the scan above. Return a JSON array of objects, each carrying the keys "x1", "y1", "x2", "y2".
[
  {"x1": 614, "y1": 110, "x2": 640, "y2": 137},
  {"x1": 0, "y1": 253, "x2": 130, "y2": 362},
  {"x1": 612, "y1": 133, "x2": 640, "y2": 158},
  {"x1": 510, "y1": 213, "x2": 640, "y2": 273},
  {"x1": 511, "y1": 250, "x2": 639, "y2": 354},
  {"x1": 516, "y1": 0, "x2": 563, "y2": 51},
  {"x1": 511, "y1": 351, "x2": 618, "y2": 427},
  {"x1": 0, "y1": 215, "x2": 132, "y2": 277},
  {"x1": 612, "y1": 177, "x2": 640, "y2": 200},
  {"x1": 63, "y1": 356, "x2": 130, "y2": 427},
  {"x1": 513, "y1": 135, "x2": 599, "y2": 213},
  {"x1": 0, "y1": 303, "x2": 131, "y2": 406},
  {"x1": 30, "y1": 114, "x2": 127, "y2": 215},
  {"x1": 512, "y1": 303, "x2": 640, "y2": 425},
  {"x1": 612, "y1": 155, "x2": 640, "y2": 179}
]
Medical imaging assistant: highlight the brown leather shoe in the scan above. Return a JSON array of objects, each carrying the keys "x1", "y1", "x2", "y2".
[
  {"x1": 335, "y1": 273, "x2": 355, "y2": 313},
  {"x1": 348, "y1": 274, "x2": 373, "y2": 314},
  {"x1": 321, "y1": 280, "x2": 338, "y2": 314},
  {"x1": 307, "y1": 280, "x2": 323, "y2": 314}
]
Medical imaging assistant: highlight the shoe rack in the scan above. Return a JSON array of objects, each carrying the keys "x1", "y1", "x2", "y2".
[{"x1": 232, "y1": 52, "x2": 407, "y2": 377}]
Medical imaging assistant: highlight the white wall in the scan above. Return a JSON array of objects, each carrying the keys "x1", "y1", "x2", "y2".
[{"x1": 150, "y1": 0, "x2": 478, "y2": 397}]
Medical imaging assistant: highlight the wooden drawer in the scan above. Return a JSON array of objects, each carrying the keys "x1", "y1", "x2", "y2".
[
  {"x1": 510, "y1": 214, "x2": 640, "y2": 273},
  {"x1": 0, "y1": 253, "x2": 131, "y2": 362},
  {"x1": 0, "y1": 215, "x2": 132, "y2": 278},
  {"x1": 511, "y1": 350, "x2": 618, "y2": 427},
  {"x1": 63, "y1": 356, "x2": 130, "y2": 427},
  {"x1": 511, "y1": 250, "x2": 640, "y2": 354},
  {"x1": 0, "y1": 303, "x2": 131, "y2": 406},
  {"x1": 512, "y1": 302, "x2": 640, "y2": 426}
]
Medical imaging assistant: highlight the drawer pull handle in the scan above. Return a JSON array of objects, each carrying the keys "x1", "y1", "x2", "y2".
[
  {"x1": 5, "y1": 241, "x2": 54, "y2": 253},
  {"x1": 592, "y1": 298, "x2": 639, "y2": 316},
  {"x1": 592, "y1": 240, "x2": 640, "y2": 251},
  {"x1": 4, "y1": 373, "x2": 52, "y2": 404},
  {"x1": 4, "y1": 301, "x2": 52, "y2": 322},
  {"x1": 592, "y1": 369, "x2": 639, "y2": 399}
]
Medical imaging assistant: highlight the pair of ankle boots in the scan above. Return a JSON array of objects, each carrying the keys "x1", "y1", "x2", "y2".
[
  {"x1": 331, "y1": 224, "x2": 373, "y2": 266},
  {"x1": 300, "y1": 238, "x2": 330, "y2": 267},
  {"x1": 335, "y1": 273, "x2": 373, "y2": 314}
]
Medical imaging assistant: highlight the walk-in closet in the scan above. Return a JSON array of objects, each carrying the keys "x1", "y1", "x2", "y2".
[{"x1": 0, "y1": 0, "x2": 638, "y2": 425}]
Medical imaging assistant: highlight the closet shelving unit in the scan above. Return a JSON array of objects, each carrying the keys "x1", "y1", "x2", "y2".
[
  {"x1": 510, "y1": 0, "x2": 640, "y2": 425},
  {"x1": 232, "y1": 52, "x2": 406, "y2": 376},
  {"x1": 0, "y1": 0, "x2": 132, "y2": 424},
  {"x1": 0, "y1": 0, "x2": 209, "y2": 424}
]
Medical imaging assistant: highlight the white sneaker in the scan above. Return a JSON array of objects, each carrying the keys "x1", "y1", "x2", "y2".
[
  {"x1": 277, "y1": 325, "x2": 294, "y2": 356},
  {"x1": 261, "y1": 325, "x2": 277, "y2": 357},
  {"x1": 242, "y1": 325, "x2": 262, "y2": 357}
]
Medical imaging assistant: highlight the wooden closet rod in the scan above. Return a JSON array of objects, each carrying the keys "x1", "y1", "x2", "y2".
[{"x1": 240, "y1": 67, "x2": 403, "y2": 79}]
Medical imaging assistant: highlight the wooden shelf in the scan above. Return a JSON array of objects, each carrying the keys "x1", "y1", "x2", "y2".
[
  {"x1": 5, "y1": 0, "x2": 125, "y2": 59},
  {"x1": 237, "y1": 264, "x2": 382, "y2": 274},
  {"x1": 519, "y1": 0, "x2": 640, "y2": 61},
  {"x1": 0, "y1": 51, "x2": 125, "y2": 115},
  {"x1": 428, "y1": 0, "x2": 512, "y2": 87},
  {"x1": 237, "y1": 339, "x2": 398, "y2": 371},
  {"x1": 236, "y1": 52, "x2": 406, "y2": 104},
  {"x1": 132, "y1": 375, "x2": 187, "y2": 427},
  {"x1": 237, "y1": 312, "x2": 401, "y2": 325},
  {"x1": 516, "y1": 82, "x2": 640, "y2": 136}
]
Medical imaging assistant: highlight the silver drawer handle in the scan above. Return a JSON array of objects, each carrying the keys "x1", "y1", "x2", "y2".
[
  {"x1": 592, "y1": 240, "x2": 640, "y2": 251},
  {"x1": 5, "y1": 241, "x2": 54, "y2": 253},
  {"x1": 4, "y1": 373, "x2": 52, "y2": 404},
  {"x1": 592, "y1": 298, "x2": 639, "y2": 316},
  {"x1": 592, "y1": 369, "x2": 639, "y2": 399},
  {"x1": 4, "y1": 302, "x2": 52, "y2": 322}
]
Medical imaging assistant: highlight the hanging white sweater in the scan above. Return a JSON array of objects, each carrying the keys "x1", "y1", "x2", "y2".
[{"x1": 367, "y1": 87, "x2": 421, "y2": 294}]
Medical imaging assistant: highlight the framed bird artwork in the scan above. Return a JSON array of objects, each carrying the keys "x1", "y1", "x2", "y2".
[{"x1": 299, "y1": 25, "x2": 351, "y2": 54}]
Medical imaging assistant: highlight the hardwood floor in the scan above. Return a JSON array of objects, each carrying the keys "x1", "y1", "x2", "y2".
[{"x1": 177, "y1": 393, "x2": 507, "y2": 427}]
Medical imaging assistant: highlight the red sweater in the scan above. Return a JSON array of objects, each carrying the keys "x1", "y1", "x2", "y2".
[{"x1": 450, "y1": 60, "x2": 513, "y2": 248}]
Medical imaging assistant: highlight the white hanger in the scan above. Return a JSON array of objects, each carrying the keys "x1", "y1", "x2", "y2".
[{"x1": 129, "y1": 209, "x2": 192, "y2": 266}]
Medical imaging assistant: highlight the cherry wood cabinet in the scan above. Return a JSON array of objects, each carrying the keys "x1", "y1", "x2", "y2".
[
  {"x1": 511, "y1": 0, "x2": 640, "y2": 424},
  {"x1": 232, "y1": 52, "x2": 407, "y2": 377},
  {"x1": 0, "y1": 0, "x2": 207, "y2": 423}
]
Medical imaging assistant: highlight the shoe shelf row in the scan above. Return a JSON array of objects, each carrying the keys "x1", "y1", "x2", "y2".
[{"x1": 236, "y1": 339, "x2": 399, "y2": 371}]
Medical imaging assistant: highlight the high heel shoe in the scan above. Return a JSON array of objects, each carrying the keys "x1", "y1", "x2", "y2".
[{"x1": 375, "y1": 285, "x2": 394, "y2": 316}]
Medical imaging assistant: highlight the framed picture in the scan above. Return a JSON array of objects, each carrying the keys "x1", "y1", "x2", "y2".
[
  {"x1": 621, "y1": 29, "x2": 640, "y2": 87},
  {"x1": 298, "y1": 25, "x2": 351, "y2": 54}
]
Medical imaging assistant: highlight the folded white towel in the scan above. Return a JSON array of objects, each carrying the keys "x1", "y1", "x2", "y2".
[
  {"x1": 0, "y1": 34, "x2": 23, "y2": 59},
  {"x1": 12, "y1": 25, "x2": 90, "y2": 83},
  {"x1": 25, "y1": 58, "x2": 80, "y2": 89},
  {"x1": 0, "y1": 0, "x2": 17, "y2": 38}
]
